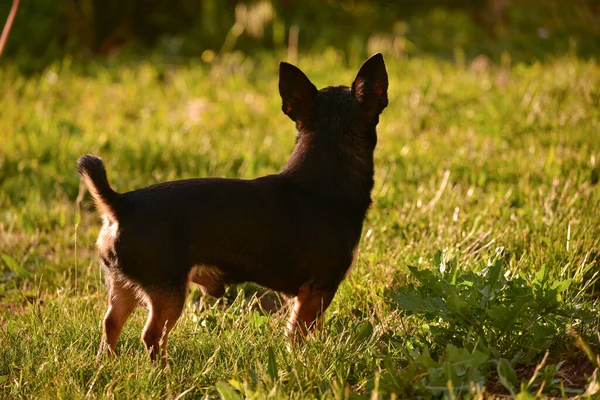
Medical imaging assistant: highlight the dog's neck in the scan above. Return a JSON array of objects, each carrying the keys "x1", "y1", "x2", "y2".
[{"x1": 280, "y1": 124, "x2": 376, "y2": 208}]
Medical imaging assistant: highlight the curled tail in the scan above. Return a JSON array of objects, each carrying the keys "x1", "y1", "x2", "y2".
[{"x1": 77, "y1": 154, "x2": 121, "y2": 221}]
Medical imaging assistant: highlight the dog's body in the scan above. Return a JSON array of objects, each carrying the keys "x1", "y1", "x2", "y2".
[{"x1": 78, "y1": 54, "x2": 388, "y2": 360}]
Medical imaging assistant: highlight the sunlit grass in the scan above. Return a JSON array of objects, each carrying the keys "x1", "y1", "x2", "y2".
[{"x1": 1, "y1": 51, "x2": 599, "y2": 398}]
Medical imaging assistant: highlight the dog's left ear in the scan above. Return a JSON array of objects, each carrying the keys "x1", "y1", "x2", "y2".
[
  {"x1": 352, "y1": 53, "x2": 389, "y2": 118},
  {"x1": 279, "y1": 62, "x2": 318, "y2": 122}
]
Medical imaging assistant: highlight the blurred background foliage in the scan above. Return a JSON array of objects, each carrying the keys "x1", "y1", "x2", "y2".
[{"x1": 1, "y1": 0, "x2": 599, "y2": 73}]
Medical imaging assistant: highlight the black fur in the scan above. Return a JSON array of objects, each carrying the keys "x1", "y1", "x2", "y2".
[{"x1": 78, "y1": 53, "x2": 388, "y2": 359}]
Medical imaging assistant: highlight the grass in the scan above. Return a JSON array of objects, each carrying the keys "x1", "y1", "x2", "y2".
[{"x1": 1, "y1": 49, "x2": 599, "y2": 398}]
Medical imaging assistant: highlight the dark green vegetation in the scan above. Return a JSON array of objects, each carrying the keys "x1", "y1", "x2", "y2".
[
  {"x1": 1, "y1": 1, "x2": 600, "y2": 398},
  {"x1": 2, "y1": 0, "x2": 599, "y2": 71}
]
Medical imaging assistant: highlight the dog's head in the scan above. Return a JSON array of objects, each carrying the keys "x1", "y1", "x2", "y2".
[{"x1": 279, "y1": 54, "x2": 388, "y2": 150}]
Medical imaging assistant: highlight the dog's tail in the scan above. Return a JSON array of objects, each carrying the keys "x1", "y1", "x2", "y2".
[{"x1": 77, "y1": 154, "x2": 121, "y2": 221}]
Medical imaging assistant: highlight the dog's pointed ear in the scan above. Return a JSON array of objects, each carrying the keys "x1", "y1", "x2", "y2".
[
  {"x1": 352, "y1": 53, "x2": 388, "y2": 118},
  {"x1": 279, "y1": 62, "x2": 318, "y2": 122}
]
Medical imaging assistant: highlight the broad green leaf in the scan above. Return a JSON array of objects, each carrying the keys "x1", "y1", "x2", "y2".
[
  {"x1": 1, "y1": 254, "x2": 32, "y2": 279},
  {"x1": 267, "y1": 346, "x2": 278, "y2": 382},
  {"x1": 450, "y1": 253, "x2": 459, "y2": 284},
  {"x1": 551, "y1": 279, "x2": 571, "y2": 293},
  {"x1": 251, "y1": 311, "x2": 268, "y2": 328},
  {"x1": 515, "y1": 387, "x2": 537, "y2": 400},
  {"x1": 393, "y1": 293, "x2": 440, "y2": 314},
  {"x1": 533, "y1": 264, "x2": 549, "y2": 288},
  {"x1": 356, "y1": 320, "x2": 373, "y2": 341},
  {"x1": 432, "y1": 250, "x2": 444, "y2": 275},
  {"x1": 227, "y1": 380, "x2": 244, "y2": 392},
  {"x1": 383, "y1": 356, "x2": 402, "y2": 390},
  {"x1": 486, "y1": 255, "x2": 504, "y2": 291},
  {"x1": 215, "y1": 381, "x2": 242, "y2": 400},
  {"x1": 414, "y1": 347, "x2": 438, "y2": 369},
  {"x1": 497, "y1": 358, "x2": 518, "y2": 394}
]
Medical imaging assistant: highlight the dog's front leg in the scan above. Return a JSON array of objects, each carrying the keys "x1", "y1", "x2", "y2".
[{"x1": 286, "y1": 282, "x2": 337, "y2": 339}]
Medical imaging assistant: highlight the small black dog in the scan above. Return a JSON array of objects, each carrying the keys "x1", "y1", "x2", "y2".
[{"x1": 78, "y1": 54, "x2": 388, "y2": 361}]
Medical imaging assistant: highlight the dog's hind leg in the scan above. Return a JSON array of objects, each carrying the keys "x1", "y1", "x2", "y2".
[
  {"x1": 141, "y1": 287, "x2": 186, "y2": 361},
  {"x1": 286, "y1": 282, "x2": 337, "y2": 339},
  {"x1": 98, "y1": 279, "x2": 138, "y2": 359}
]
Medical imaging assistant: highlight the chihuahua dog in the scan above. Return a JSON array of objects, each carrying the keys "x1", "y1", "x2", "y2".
[{"x1": 78, "y1": 54, "x2": 388, "y2": 361}]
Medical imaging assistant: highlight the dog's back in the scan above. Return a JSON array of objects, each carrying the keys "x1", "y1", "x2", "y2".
[
  {"x1": 78, "y1": 54, "x2": 388, "y2": 360},
  {"x1": 108, "y1": 174, "x2": 362, "y2": 294}
]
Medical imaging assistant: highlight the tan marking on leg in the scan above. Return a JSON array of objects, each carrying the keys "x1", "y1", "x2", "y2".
[
  {"x1": 190, "y1": 264, "x2": 225, "y2": 298},
  {"x1": 141, "y1": 291, "x2": 186, "y2": 362},
  {"x1": 97, "y1": 279, "x2": 138, "y2": 360},
  {"x1": 286, "y1": 283, "x2": 336, "y2": 340}
]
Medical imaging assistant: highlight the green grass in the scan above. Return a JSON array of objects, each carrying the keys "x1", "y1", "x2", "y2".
[{"x1": 1, "y1": 50, "x2": 599, "y2": 398}]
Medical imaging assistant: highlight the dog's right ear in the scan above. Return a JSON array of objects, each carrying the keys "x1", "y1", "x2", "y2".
[{"x1": 279, "y1": 62, "x2": 318, "y2": 122}]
